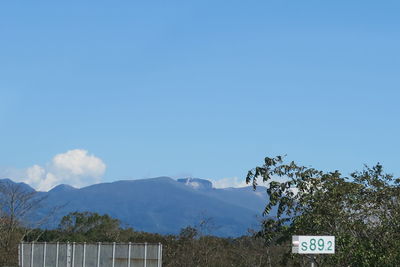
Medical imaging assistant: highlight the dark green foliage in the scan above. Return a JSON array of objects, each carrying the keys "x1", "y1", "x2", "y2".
[
  {"x1": 247, "y1": 156, "x2": 400, "y2": 266},
  {"x1": 57, "y1": 211, "x2": 121, "y2": 242},
  {"x1": 179, "y1": 226, "x2": 198, "y2": 240}
]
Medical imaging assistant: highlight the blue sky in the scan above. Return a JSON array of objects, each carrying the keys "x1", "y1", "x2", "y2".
[{"x1": 1, "y1": 1, "x2": 399, "y2": 190}]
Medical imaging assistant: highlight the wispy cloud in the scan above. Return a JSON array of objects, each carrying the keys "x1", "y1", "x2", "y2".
[
  {"x1": 211, "y1": 176, "x2": 290, "y2": 189},
  {"x1": 211, "y1": 177, "x2": 248, "y2": 188}
]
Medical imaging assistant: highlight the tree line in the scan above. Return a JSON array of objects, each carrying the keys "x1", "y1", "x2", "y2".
[{"x1": 1, "y1": 210, "x2": 286, "y2": 266}]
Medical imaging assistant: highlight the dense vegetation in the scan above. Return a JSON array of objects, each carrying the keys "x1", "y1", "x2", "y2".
[
  {"x1": 247, "y1": 156, "x2": 400, "y2": 266},
  {"x1": 1, "y1": 156, "x2": 400, "y2": 266},
  {"x1": 1, "y1": 211, "x2": 286, "y2": 266}
]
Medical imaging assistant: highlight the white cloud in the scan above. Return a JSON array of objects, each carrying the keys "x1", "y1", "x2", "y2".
[
  {"x1": 5, "y1": 149, "x2": 106, "y2": 191},
  {"x1": 212, "y1": 177, "x2": 249, "y2": 188},
  {"x1": 212, "y1": 176, "x2": 291, "y2": 189},
  {"x1": 52, "y1": 149, "x2": 105, "y2": 177},
  {"x1": 25, "y1": 165, "x2": 46, "y2": 185}
]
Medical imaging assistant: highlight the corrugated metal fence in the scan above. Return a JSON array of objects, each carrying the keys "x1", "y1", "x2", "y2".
[{"x1": 19, "y1": 242, "x2": 162, "y2": 267}]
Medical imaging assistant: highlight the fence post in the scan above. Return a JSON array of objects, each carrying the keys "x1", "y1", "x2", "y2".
[
  {"x1": 158, "y1": 243, "x2": 162, "y2": 267},
  {"x1": 127, "y1": 242, "x2": 131, "y2": 267},
  {"x1": 97, "y1": 242, "x2": 101, "y2": 267},
  {"x1": 67, "y1": 242, "x2": 71, "y2": 267},
  {"x1": 144, "y1": 243, "x2": 147, "y2": 267},
  {"x1": 18, "y1": 243, "x2": 22, "y2": 267},
  {"x1": 30, "y1": 242, "x2": 34, "y2": 267},
  {"x1": 72, "y1": 242, "x2": 75, "y2": 267},
  {"x1": 43, "y1": 242, "x2": 47, "y2": 267},
  {"x1": 82, "y1": 242, "x2": 86, "y2": 267},
  {"x1": 56, "y1": 242, "x2": 59, "y2": 267},
  {"x1": 112, "y1": 242, "x2": 116, "y2": 267}
]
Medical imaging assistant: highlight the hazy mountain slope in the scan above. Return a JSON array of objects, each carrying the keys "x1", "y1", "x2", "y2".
[{"x1": 176, "y1": 178, "x2": 267, "y2": 214}]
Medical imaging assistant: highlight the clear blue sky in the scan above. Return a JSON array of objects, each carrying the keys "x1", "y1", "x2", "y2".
[{"x1": 1, "y1": 1, "x2": 399, "y2": 188}]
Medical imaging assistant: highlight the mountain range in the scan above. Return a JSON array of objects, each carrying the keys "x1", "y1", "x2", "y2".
[{"x1": 1, "y1": 177, "x2": 272, "y2": 237}]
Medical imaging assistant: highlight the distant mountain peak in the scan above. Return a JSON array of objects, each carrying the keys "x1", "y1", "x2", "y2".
[
  {"x1": 177, "y1": 178, "x2": 213, "y2": 190},
  {"x1": 0, "y1": 178, "x2": 36, "y2": 193},
  {"x1": 49, "y1": 184, "x2": 77, "y2": 193}
]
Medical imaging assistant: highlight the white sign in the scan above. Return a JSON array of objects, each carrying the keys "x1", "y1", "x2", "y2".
[{"x1": 292, "y1": 236, "x2": 335, "y2": 254}]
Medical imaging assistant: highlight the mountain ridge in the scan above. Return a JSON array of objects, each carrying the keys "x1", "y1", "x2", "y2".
[{"x1": 0, "y1": 177, "x2": 271, "y2": 237}]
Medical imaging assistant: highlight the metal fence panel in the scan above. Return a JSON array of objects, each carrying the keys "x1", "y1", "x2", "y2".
[
  {"x1": 99, "y1": 243, "x2": 113, "y2": 266},
  {"x1": 32, "y1": 243, "x2": 44, "y2": 266},
  {"x1": 21, "y1": 243, "x2": 32, "y2": 266},
  {"x1": 19, "y1": 242, "x2": 162, "y2": 267},
  {"x1": 59, "y1": 243, "x2": 69, "y2": 267},
  {"x1": 73, "y1": 243, "x2": 84, "y2": 267},
  {"x1": 114, "y1": 244, "x2": 129, "y2": 267},
  {"x1": 132, "y1": 244, "x2": 145, "y2": 267},
  {"x1": 44, "y1": 243, "x2": 57, "y2": 267},
  {"x1": 146, "y1": 244, "x2": 160, "y2": 267},
  {"x1": 85, "y1": 243, "x2": 98, "y2": 267}
]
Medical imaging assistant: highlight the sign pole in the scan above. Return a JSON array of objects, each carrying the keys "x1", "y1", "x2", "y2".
[{"x1": 310, "y1": 255, "x2": 316, "y2": 267}]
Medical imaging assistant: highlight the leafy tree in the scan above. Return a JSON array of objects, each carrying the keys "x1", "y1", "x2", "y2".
[
  {"x1": 58, "y1": 211, "x2": 121, "y2": 242},
  {"x1": 246, "y1": 156, "x2": 400, "y2": 266},
  {"x1": 179, "y1": 226, "x2": 198, "y2": 240}
]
